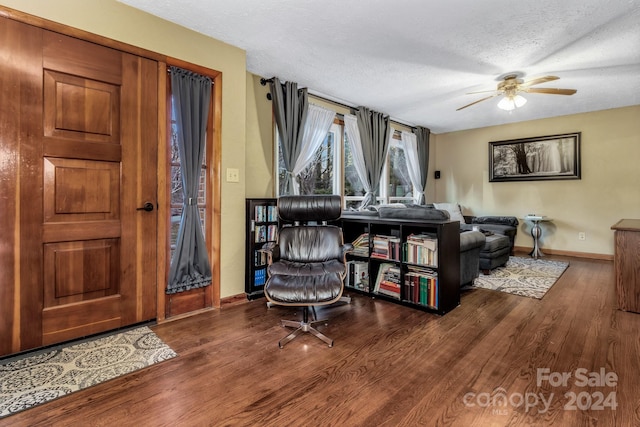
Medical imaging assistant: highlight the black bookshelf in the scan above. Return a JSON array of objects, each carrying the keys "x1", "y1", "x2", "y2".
[
  {"x1": 245, "y1": 198, "x2": 278, "y2": 299},
  {"x1": 341, "y1": 216, "x2": 460, "y2": 315}
]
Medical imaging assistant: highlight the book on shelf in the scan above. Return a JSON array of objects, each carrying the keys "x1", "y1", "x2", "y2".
[
  {"x1": 404, "y1": 233, "x2": 438, "y2": 266},
  {"x1": 267, "y1": 224, "x2": 278, "y2": 241},
  {"x1": 267, "y1": 205, "x2": 278, "y2": 222},
  {"x1": 404, "y1": 266, "x2": 438, "y2": 308},
  {"x1": 347, "y1": 260, "x2": 369, "y2": 292},
  {"x1": 371, "y1": 234, "x2": 401, "y2": 260},
  {"x1": 373, "y1": 263, "x2": 401, "y2": 299},
  {"x1": 255, "y1": 204, "x2": 277, "y2": 223},
  {"x1": 254, "y1": 225, "x2": 268, "y2": 243},
  {"x1": 350, "y1": 233, "x2": 370, "y2": 257},
  {"x1": 254, "y1": 205, "x2": 265, "y2": 223},
  {"x1": 254, "y1": 249, "x2": 268, "y2": 267},
  {"x1": 253, "y1": 267, "x2": 267, "y2": 286}
]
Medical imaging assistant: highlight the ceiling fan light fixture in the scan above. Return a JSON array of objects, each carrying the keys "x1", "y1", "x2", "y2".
[
  {"x1": 514, "y1": 94, "x2": 527, "y2": 108},
  {"x1": 456, "y1": 75, "x2": 574, "y2": 112},
  {"x1": 497, "y1": 94, "x2": 527, "y2": 111}
]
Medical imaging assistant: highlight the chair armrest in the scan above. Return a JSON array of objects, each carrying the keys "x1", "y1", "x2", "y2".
[{"x1": 463, "y1": 215, "x2": 476, "y2": 224}]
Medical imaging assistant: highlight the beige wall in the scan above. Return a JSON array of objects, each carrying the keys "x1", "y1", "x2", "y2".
[
  {"x1": 245, "y1": 73, "x2": 275, "y2": 197},
  {"x1": 433, "y1": 105, "x2": 640, "y2": 256},
  {"x1": 2, "y1": 0, "x2": 249, "y2": 298}
]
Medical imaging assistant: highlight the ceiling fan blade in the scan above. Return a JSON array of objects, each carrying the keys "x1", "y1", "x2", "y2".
[
  {"x1": 456, "y1": 94, "x2": 498, "y2": 111},
  {"x1": 520, "y1": 76, "x2": 559, "y2": 87},
  {"x1": 465, "y1": 89, "x2": 498, "y2": 95},
  {"x1": 525, "y1": 87, "x2": 577, "y2": 95}
]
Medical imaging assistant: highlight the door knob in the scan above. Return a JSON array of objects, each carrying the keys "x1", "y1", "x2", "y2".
[{"x1": 137, "y1": 202, "x2": 155, "y2": 212}]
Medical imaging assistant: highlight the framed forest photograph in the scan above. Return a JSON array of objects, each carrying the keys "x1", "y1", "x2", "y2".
[{"x1": 489, "y1": 132, "x2": 581, "y2": 182}]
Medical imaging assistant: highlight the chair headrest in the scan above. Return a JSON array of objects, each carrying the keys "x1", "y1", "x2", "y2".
[{"x1": 278, "y1": 195, "x2": 342, "y2": 222}]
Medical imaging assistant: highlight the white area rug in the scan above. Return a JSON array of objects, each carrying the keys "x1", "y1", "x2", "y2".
[
  {"x1": 0, "y1": 326, "x2": 177, "y2": 418},
  {"x1": 472, "y1": 256, "x2": 569, "y2": 299}
]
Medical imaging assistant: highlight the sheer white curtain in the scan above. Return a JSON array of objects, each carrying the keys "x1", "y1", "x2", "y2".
[
  {"x1": 343, "y1": 114, "x2": 370, "y2": 205},
  {"x1": 400, "y1": 130, "x2": 424, "y2": 204},
  {"x1": 291, "y1": 103, "x2": 336, "y2": 194}
]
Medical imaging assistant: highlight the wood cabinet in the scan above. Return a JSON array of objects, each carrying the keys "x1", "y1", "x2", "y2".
[
  {"x1": 341, "y1": 216, "x2": 460, "y2": 315},
  {"x1": 245, "y1": 198, "x2": 278, "y2": 299},
  {"x1": 611, "y1": 219, "x2": 640, "y2": 313}
]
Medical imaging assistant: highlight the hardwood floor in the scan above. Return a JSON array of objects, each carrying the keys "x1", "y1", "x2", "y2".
[{"x1": 3, "y1": 254, "x2": 639, "y2": 426}]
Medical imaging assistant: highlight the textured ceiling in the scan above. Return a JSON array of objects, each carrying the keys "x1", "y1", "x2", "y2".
[{"x1": 119, "y1": 0, "x2": 640, "y2": 133}]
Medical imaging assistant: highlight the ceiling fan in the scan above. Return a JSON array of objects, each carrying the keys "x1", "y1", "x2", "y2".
[{"x1": 456, "y1": 75, "x2": 577, "y2": 111}]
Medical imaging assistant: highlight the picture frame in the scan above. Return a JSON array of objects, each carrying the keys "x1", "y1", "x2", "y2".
[{"x1": 489, "y1": 132, "x2": 581, "y2": 182}]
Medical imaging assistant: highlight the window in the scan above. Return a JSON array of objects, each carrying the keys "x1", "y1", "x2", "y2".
[
  {"x1": 343, "y1": 127, "x2": 366, "y2": 209},
  {"x1": 386, "y1": 139, "x2": 414, "y2": 204},
  {"x1": 275, "y1": 116, "x2": 414, "y2": 207},
  {"x1": 297, "y1": 122, "x2": 341, "y2": 195},
  {"x1": 276, "y1": 122, "x2": 342, "y2": 196},
  {"x1": 169, "y1": 107, "x2": 208, "y2": 260}
]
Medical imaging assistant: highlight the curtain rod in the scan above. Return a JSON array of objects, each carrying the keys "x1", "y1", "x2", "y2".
[{"x1": 260, "y1": 77, "x2": 417, "y2": 131}]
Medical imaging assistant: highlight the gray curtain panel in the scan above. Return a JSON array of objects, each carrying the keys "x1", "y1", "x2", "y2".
[
  {"x1": 269, "y1": 77, "x2": 308, "y2": 195},
  {"x1": 167, "y1": 66, "x2": 212, "y2": 294},
  {"x1": 356, "y1": 107, "x2": 391, "y2": 208},
  {"x1": 415, "y1": 126, "x2": 431, "y2": 204}
]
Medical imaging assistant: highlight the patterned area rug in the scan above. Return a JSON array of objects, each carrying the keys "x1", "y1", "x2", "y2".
[
  {"x1": 0, "y1": 326, "x2": 177, "y2": 418},
  {"x1": 472, "y1": 256, "x2": 569, "y2": 299}
]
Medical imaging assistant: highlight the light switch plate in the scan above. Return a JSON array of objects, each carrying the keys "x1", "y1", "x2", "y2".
[{"x1": 226, "y1": 168, "x2": 240, "y2": 183}]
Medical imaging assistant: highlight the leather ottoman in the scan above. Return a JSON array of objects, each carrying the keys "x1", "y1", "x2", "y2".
[{"x1": 478, "y1": 233, "x2": 510, "y2": 273}]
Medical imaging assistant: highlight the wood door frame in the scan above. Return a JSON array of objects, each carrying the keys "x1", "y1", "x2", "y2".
[{"x1": 0, "y1": 5, "x2": 223, "y2": 325}]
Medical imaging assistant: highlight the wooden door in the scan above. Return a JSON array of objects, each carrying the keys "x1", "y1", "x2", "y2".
[{"x1": 1, "y1": 20, "x2": 158, "y2": 352}]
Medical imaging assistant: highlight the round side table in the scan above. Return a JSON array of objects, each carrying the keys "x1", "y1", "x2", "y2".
[{"x1": 524, "y1": 215, "x2": 552, "y2": 259}]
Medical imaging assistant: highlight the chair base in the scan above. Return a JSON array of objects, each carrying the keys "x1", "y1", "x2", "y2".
[
  {"x1": 277, "y1": 306, "x2": 334, "y2": 348},
  {"x1": 279, "y1": 318, "x2": 333, "y2": 348}
]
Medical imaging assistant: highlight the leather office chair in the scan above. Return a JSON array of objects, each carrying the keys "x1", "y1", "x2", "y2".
[{"x1": 262, "y1": 195, "x2": 352, "y2": 348}]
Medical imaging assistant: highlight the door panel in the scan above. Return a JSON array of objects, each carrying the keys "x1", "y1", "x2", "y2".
[
  {"x1": 43, "y1": 69, "x2": 120, "y2": 143},
  {"x1": 43, "y1": 239, "x2": 119, "y2": 302},
  {"x1": 43, "y1": 157, "x2": 120, "y2": 222}
]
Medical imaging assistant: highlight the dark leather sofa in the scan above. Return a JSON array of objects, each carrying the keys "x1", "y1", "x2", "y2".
[{"x1": 461, "y1": 215, "x2": 519, "y2": 255}]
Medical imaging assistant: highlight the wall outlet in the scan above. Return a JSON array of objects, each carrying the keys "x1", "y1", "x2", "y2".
[
  {"x1": 578, "y1": 232, "x2": 586, "y2": 241},
  {"x1": 226, "y1": 168, "x2": 240, "y2": 183}
]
